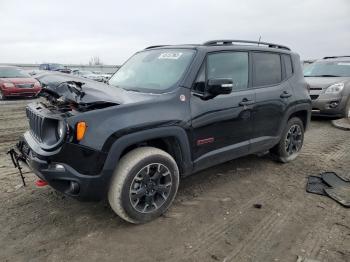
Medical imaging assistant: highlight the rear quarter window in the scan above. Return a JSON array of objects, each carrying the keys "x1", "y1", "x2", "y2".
[
  {"x1": 252, "y1": 52, "x2": 282, "y2": 87},
  {"x1": 282, "y1": 54, "x2": 293, "y2": 79}
]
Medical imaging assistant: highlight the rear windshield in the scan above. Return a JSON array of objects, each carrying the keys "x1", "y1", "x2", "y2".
[
  {"x1": 108, "y1": 49, "x2": 195, "y2": 93},
  {"x1": 0, "y1": 67, "x2": 31, "y2": 78},
  {"x1": 304, "y1": 61, "x2": 350, "y2": 77}
]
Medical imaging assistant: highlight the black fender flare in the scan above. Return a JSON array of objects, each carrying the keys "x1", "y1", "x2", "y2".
[
  {"x1": 102, "y1": 126, "x2": 193, "y2": 178},
  {"x1": 279, "y1": 102, "x2": 312, "y2": 135}
]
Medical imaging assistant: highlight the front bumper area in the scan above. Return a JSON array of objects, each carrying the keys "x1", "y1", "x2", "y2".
[
  {"x1": 1, "y1": 87, "x2": 41, "y2": 97},
  {"x1": 311, "y1": 94, "x2": 348, "y2": 117},
  {"x1": 12, "y1": 134, "x2": 111, "y2": 201}
]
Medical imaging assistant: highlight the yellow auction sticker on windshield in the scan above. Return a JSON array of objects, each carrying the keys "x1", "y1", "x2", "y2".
[{"x1": 158, "y1": 52, "x2": 183, "y2": 60}]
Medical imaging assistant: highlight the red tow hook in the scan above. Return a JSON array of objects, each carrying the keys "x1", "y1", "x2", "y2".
[{"x1": 35, "y1": 179, "x2": 48, "y2": 187}]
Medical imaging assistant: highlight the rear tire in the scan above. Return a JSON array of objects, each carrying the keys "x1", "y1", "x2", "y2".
[
  {"x1": 108, "y1": 147, "x2": 179, "y2": 224},
  {"x1": 270, "y1": 117, "x2": 304, "y2": 163}
]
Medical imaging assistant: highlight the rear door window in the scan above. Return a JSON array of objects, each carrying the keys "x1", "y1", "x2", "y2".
[{"x1": 252, "y1": 52, "x2": 282, "y2": 87}]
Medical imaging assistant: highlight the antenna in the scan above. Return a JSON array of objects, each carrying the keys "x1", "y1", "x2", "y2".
[{"x1": 258, "y1": 36, "x2": 261, "y2": 46}]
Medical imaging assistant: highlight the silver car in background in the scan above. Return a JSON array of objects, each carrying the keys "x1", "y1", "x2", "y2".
[{"x1": 304, "y1": 56, "x2": 350, "y2": 118}]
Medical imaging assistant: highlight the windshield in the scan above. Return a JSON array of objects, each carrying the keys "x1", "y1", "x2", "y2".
[
  {"x1": 304, "y1": 61, "x2": 350, "y2": 77},
  {"x1": 0, "y1": 67, "x2": 31, "y2": 78},
  {"x1": 108, "y1": 49, "x2": 195, "y2": 92}
]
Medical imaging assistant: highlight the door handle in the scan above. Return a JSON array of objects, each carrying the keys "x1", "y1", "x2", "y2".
[
  {"x1": 239, "y1": 98, "x2": 255, "y2": 106},
  {"x1": 280, "y1": 91, "x2": 292, "y2": 98}
]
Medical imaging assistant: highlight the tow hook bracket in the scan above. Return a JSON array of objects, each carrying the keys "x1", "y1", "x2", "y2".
[{"x1": 7, "y1": 148, "x2": 26, "y2": 187}]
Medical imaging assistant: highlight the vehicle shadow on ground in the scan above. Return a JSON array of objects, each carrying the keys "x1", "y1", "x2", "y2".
[{"x1": 15, "y1": 153, "x2": 269, "y2": 227}]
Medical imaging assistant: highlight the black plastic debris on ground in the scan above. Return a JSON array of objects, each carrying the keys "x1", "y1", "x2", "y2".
[
  {"x1": 306, "y1": 172, "x2": 350, "y2": 208},
  {"x1": 306, "y1": 176, "x2": 330, "y2": 196},
  {"x1": 253, "y1": 203, "x2": 262, "y2": 209}
]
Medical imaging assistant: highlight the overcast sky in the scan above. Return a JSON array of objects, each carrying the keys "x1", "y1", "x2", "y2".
[{"x1": 0, "y1": 0, "x2": 349, "y2": 65}]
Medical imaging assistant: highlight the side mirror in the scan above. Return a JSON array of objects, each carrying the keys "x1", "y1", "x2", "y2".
[{"x1": 202, "y1": 78, "x2": 233, "y2": 99}]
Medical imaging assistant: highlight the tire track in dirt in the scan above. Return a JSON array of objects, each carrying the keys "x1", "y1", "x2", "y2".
[
  {"x1": 222, "y1": 211, "x2": 290, "y2": 261},
  {"x1": 297, "y1": 204, "x2": 343, "y2": 261},
  {"x1": 182, "y1": 192, "x2": 269, "y2": 258},
  {"x1": 176, "y1": 125, "x2": 350, "y2": 261}
]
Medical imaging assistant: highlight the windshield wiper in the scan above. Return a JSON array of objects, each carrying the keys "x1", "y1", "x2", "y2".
[
  {"x1": 110, "y1": 84, "x2": 142, "y2": 93},
  {"x1": 306, "y1": 74, "x2": 340, "y2": 77},
  {"x1": 124, "y1": 88, "x2": 141, "y2": 93}
]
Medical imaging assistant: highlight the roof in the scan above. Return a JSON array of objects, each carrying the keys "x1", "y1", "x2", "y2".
[{"x1": 145, "y1": 39, "x2": 292, "y2": 53}]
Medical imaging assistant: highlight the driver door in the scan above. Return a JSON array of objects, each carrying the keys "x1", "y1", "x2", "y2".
[{"x1": 190, "y1": 51, "x2": 255, "y2": 171}]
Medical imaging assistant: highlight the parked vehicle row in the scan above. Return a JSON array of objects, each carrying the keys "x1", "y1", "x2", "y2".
[
  {"x1": 71, "y1": 69, "x2": 112, "y2": 83},
  {"x1": 38, "y1": 64, "x2": 114, "y2": 83},
  {"x1": 39, "y1": 63, "x2": 72, "y2": 74},
  {"x1": 0, "y1": 64, "x2": 116, "y2": 99}
]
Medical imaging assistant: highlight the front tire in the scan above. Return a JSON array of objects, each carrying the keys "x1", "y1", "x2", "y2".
[
  {"x1": 271, "y1": 117, "x2": 304, "y2": 163},
  {"x1": 108, "y1": 147, "x2": 180, "y2": 224}
]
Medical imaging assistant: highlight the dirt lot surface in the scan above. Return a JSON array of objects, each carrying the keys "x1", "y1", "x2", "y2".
[{"x1": 0, "y1": 99, "x2": 349, "y2": 262}]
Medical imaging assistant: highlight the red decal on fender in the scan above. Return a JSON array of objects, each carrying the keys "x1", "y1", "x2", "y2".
[{"x1": 197, "y1": 137, "x2": 214, "y2": 146}]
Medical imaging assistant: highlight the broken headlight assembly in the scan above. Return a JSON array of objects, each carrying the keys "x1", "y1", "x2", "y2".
[{"x1": 57, "y1": 120, "x2": 66, "y2": 139}]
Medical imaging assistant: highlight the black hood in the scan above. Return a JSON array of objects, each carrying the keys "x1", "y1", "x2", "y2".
[{"x1": 35, "y1": 72, "x2": 156, "y2": 110}]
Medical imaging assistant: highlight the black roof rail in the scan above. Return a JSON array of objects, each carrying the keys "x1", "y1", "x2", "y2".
[
  {"x1": 323, "y1": 56, "x2": 350, "y2": 59},
  {"x1": 145, "y1": 45, "x2": 169, "y2": 50},
  {"x1": 202, "y1": 39, "x2": 291, "y2": 51}
]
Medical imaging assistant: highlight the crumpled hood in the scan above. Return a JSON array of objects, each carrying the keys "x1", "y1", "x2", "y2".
[
  {"x1": 305, "y1": 77, "x2": 349, "y2": 90},
  {"x1": 34, "y1": 72, "x2": 153, "y2": 105}
]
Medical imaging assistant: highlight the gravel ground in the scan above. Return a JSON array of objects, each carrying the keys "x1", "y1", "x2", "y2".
[{"x1": 0, "y1": 99, "x2": 349, "y2": 262}]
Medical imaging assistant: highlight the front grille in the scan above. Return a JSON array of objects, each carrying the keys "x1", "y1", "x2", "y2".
[
  {"x1": 26, "y1": 107, "x2": 44, "y2": 142},
  {"x1": 16, "y1": 83, "x2": 34, "y2": 88},
  {"x1": 310, "y1": 95, "x2": 319, "y2": 100}
]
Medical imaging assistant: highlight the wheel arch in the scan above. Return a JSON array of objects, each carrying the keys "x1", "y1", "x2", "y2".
[
  {"x1": 102, "y1": 126, "x2": 193, "y2": 178},
  {"x1": 288, "y1": 109, "x2": 309, "y2": 129},
  {"x1": 282, "y1": 103, "x2": 311, "y2": 132}
]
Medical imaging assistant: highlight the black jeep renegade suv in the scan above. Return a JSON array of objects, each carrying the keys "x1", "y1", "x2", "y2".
[{"x1": 13, "y1": 40, "x2": 311, "y2": 223}]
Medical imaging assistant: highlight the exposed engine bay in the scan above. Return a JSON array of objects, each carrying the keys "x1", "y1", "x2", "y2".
[{"x1": 35, "y1": 72, "x2": 118, "y2": 112}]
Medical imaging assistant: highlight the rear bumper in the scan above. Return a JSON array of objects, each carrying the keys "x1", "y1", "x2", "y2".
[
  {"x1": 311, "y1": 94, "x2": 348, "y2": 117},
  {"x1": 15, "y1": 133, "x2": 111, "y2": 201}
]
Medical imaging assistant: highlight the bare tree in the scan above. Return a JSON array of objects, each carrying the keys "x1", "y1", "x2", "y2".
[{"x1": 89, "y1": 56, "x2": 103, "y2": 66}]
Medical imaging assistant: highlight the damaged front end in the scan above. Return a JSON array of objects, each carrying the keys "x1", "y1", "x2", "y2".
[
  {"x1": 8, "y1": 72, "x2": 118, "y2": 192},
  {"x1": 35, "y1": 72, "x2": 119, "y2": 113}
]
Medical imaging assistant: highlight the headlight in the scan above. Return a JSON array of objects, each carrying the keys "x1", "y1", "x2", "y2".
[
  {"x1": 57, "y1": 121, "x2": 65, "y2": 139},
  {"x1": 3, "y1": 82, "x2": 15, "y2": 88},
  {"x1": 325, "y1": 82, "x2": 344, "y2": 94}
]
